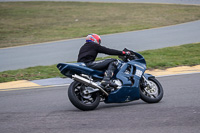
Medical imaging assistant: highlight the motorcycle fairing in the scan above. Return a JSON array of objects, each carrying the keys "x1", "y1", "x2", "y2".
[
  {"x1": 105, "y1": 59, "x2": 146, "y2": 103},
  {"x1": 57, "y1": 63, "x2": 104, "y2": 79}
]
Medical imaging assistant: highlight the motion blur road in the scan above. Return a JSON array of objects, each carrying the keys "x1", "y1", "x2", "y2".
[{"x1": 0, "y1": 73, "x2": 200, "y2": 133}]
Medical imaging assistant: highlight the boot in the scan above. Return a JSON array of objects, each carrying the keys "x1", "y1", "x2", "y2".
[
  {"x1": 101, "y1": 79, "x2": 118, "y2": 89},
  {"x1": 101, "y1": 70, "x2": 118, "y2": 89},
  {"x1": 100, "y1": 61, "x2": 119, "y2": 90}
]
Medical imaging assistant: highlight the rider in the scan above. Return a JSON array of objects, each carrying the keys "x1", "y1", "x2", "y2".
[{"x1": 77, "y1": 34, "x2": 130, "y2": 89}]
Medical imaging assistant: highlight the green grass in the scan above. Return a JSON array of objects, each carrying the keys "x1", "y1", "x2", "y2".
[
  {"x1": 1, "y1": 2, "x2": 200, "y2": 48},
  {"x1": 140, "y1": 43, "x2": 200, "y2": 69},
  {"x1": 0, "y1": 43, "x2": 199, "y2": 83},
  {"x1": 0, "y1": 65, "x2": 63, "y2": 83}
]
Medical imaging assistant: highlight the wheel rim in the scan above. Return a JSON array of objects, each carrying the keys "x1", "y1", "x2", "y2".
[
  {"x1": 74, "y1": 83, "x2": 97, "y2": 105},
  {"x1": 142, "y1": 80, "x2": 159, "y2": 99}
]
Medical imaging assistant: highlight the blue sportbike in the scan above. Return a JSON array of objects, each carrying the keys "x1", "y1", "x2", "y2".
[{"x1": 57, "y1": 48, "x2": 163, "y2": 111}]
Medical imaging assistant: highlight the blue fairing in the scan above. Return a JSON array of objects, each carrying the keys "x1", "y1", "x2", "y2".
[
  {"x1": 105, "y1": 52, "x2": 147, "y2": 103},
  {"x1": 57, "y1": 63, "x2": 104, "y2": 79}
]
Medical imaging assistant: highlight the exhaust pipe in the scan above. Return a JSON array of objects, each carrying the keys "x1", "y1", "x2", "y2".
[{"x1": 72, "y1": 74, "x2": 109, "y2": 96}]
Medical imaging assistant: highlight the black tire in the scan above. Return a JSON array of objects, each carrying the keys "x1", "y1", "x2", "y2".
[
  {"x1": 68, "y1": 81, "x2": 100, "y2": 111},
  {"x1": 140, "y1": 78, "x2": 163, "y2": 103}
]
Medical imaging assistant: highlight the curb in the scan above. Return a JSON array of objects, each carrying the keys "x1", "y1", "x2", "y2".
[
  {"x1": 145, "y1": 65, "x2": 200, "y2": 76},
  {"x1": 0, "y1": 78, "x2": 73, "y2": 91},
  {"x1": 0, "y1": 65, "x2": 200, "y2": 91}
]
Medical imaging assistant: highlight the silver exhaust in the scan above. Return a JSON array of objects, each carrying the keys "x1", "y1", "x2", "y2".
[{"x1": 72, "y1": 74, "x2": 109, "y2": 96}]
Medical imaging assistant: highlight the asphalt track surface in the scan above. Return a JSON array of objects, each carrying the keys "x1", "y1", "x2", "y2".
[
  {"x1": 0, "y1": 73, "x2": 200, "y2": 133},
  {"x1": 1, "y1": 20, "x2": 200, "y2": 72}
]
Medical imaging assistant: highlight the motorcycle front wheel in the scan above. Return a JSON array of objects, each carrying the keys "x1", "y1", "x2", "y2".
[
  {"x1": 68, "y1": 81, "x2": 100, "y2": 111},
  {"x1": 140, "y1": 77, "x2": 163, "y2": 103}
]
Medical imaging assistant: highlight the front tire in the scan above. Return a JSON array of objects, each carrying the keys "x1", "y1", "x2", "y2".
[
  {"x1": 140, "y1": 78, "x2": 163, "y2": 103},
  {"x1": 68, "y1": 81, "x2": 100, "y2": 111}
]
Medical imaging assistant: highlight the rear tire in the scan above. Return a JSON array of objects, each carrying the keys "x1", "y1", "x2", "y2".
[
  {"x1": 68, "y1": 81, "x2": 100, "y2": 111},
  {"x1": 140, "y1": 78, "x2": 163, "y2": 103}
]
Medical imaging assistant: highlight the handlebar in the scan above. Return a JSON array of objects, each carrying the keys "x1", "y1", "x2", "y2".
[{"x1": 119, "y1": 48, "x2": 138, "y2": 62}]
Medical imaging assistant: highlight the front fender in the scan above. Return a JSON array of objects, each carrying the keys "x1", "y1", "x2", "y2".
[{"x1": 143, "y1": 73, "x2": 155, "y2": 79}]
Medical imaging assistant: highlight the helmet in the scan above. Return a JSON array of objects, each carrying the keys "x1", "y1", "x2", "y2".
[{"x1": 86, "y1": 34, "x2": 101, "y2": 45}]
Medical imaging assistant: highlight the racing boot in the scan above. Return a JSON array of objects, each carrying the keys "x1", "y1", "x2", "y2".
[
  {"x1": 101, "y1": 70, "x2": 118, "y2": 90},
  {"x1": 100, "y1": 60, "x2": 119, "y2": 91}
]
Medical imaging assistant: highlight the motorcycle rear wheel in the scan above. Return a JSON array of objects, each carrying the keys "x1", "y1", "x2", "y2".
[
  {"x1": 140, "y1": 78, "x2": 163, "y2": 103},
  {"x1": 68, "y1": 81, "x2": 100, "y2": 111}
]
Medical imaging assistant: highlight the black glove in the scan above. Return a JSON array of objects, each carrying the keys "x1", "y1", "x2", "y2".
[{"x1": 122, "y1": 51, "x2": 131, "y2": 56}]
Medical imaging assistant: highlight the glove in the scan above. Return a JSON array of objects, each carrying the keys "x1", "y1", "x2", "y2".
[{"x1": 122, "y1": 51, "x2": 131, "y2": 56}]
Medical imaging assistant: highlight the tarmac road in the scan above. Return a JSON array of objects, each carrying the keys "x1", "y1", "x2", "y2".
[
  {"x1": 0, "y1": 73, "x2": 200, "y2": 133},
  {"x1": 1, "y1": 20, "x2": 200, "y2": 72}
]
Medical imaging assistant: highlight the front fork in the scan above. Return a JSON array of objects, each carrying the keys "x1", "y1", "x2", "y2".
[
  {"x1": 142, "y1": 75, "x2": 152, "y2": 88},
  {"x1": 141, "y1": 74, "x2": 156, "y2": 96}
]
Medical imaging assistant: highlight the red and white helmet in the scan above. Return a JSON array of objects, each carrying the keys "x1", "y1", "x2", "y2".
[{"x1": 86, "y1": 34, "x2": 101, "y2": 45}]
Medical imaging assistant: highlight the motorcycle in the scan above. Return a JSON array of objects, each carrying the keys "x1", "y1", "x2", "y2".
[{"x1": 57, "y1": 48, "x2": 163, "y2": 111}]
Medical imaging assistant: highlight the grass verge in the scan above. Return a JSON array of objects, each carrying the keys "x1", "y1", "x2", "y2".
[
  {"x1": 0, "y1": 43, "x2": 199, "y2": 83},
  {"x1": 1, "y1": 2, "x2": 200, "y2": 48}
]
